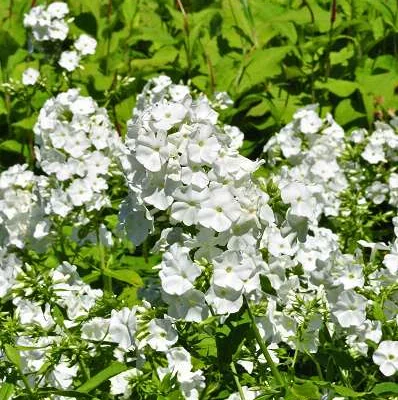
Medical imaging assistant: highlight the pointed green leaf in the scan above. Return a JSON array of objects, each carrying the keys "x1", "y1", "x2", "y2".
[
  {"x1": 315, "y1": 79, "x2": 359, "y2": 97},
  {"x1": 332, "y1": 385, "x2": 368, "y2": 397},
  {"x1": 103, "y1": 268, "x2": 143, "y2": 287},
  {"x1": 0, "y1": 383, "x2": 14, "y2": 400},
  {"x1": 4, "y1": 344, "x2": 21, "y2": 370},
  {"x1": 372, "y1": 382, "x2": 398, "y2": 395},
  {"x1": 77, "y1": 362, "x2": 128, "y2": 393}
]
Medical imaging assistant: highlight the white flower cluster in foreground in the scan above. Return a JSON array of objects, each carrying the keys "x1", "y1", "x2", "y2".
[
  {"x1": 1, "y1": 78, "x2": 398, "y2": 400},
  {"x1": 34, "y1": 88, "x2": 125, "y2": 217}
]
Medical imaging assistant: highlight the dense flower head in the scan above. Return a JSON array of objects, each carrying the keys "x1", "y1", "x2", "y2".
[
  {"x1": 34, "y1": 89, "x2": 125, "y2": 217},
  {"x1": 24, "y1": 2, "x2": 69, "y2": 42},
  {"x1": 0, "y1": 164, "x2": 50, "y2": 250},
  {"x1": 263, "y1": 104, "x2": 348, "y2": 218}
]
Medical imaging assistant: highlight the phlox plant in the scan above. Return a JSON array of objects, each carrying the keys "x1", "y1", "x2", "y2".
[{"x1": 1, "y1": 2, "x2": 398, "y2": 400}]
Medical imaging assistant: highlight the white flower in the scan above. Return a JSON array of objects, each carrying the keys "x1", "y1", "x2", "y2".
[
  {"x1": 205, "y1": 283, "x2": 243, "y2": 315},
  {"x1": 66, "y1": 179, "x2": 93, "y2": 206},
  {"x1": 212, "y1": 250, "x2": 253, "y2": 292},
  {"x1": 170, "y1": 186, "x2": 209, "y2": 226},
  {"x1": 107, "y1": 308, "x2": 137, "y2": 351},
  {"x1": 147, "y1": 318, "x2": 178, "y2": 352},
  {"x1": 163, "y1": 289, "x2": 209, "y2": 322},
  {"x1": 361, "y1": 143, "x2": 385, "y2": 164},
  {"x1": 334, "y1": 263, "x2": 364, "y2": 290},
  {"x1": 47, "y1": 2, "x2": 69, "y2": 19},
  {"x1": 59, "y1": 50, "x2": 81, "y2": 72},
  {"x1": 197, "y1": 184, "x2": 241, "y2": 232},
  {"x1": 186, "y1": 124, "x2": 221, "y2": 165},
  {"x1": 332, "y1": 290, "x2": 367, "y2": 328},
  {"x1": 159, "y1": 244, "x2": 201, "y2": 295},
  {"x1": 294, "y1": 105, "x2": 323, "y2": 134},
  {"x1": 74, "y1": 34, "x2": 97, "y2": 55},
  {"x1": 81, "y1": 317, "x2": 110, "y2": 341},
  {"x1": 70, "y1": 97, "x2": 96, "y2": 115},
  {"x1": 135, "y1": 131, "x2": 169, "y2": 172},
  {"x1": 22, "y1": 68, "x2": 40, "y2": 85},
  {"x1": 151, "y1": 100, "x2": 187, "y2": 130},
  {"x1": 110, "y1": 369, "x2": 141, "y2": 398},
  {"x1": 47, "y1": 359, "x2": 78, "y2": 389},
  {"x1": 373, "y1": 341, "x2": 398, "y2": 376}
]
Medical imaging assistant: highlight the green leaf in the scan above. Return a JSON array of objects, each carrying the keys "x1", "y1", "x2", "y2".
[
  {"x1": 315, "y1": 79, "x2": 359, "y2": 97},
  {"x1": 332, "y1": 385, "x2": 368, "y2": 397},
  {"x1": 0, "y1": 30, "x2": 19, "y2": 67},
  {"x1": 286, "y1": 382, "x2": 320, "y2": 400},
  {"x1": 330, "y1": 44, "x2": 355, "y2": 66},
  {"x1": 4, "y1": 344, "x2": 21, "y2": 370},
  {"x1": 0, "y1": 383, "x2": 14, "y2": 400},
  {"x1": 119, "y1": 254, "x2": 161, "y2": 273},
  {"x1": 12, "y1": 115, "x2": 37, "y2": 131},
  {"x1": 103, "y1": 268, "x2": 143, "y2": 287},
  {"x1": 115, "y1": 96, "x2": 135, "y2": 126},
  {"x1": 0, "y1": 140, "x2": 25, "y2": 155},
  {"x1": 372, "y1": 300, "x2": 386, "y2": 322},
  {"x1": 82, "y1": 271, "x2": 101, "y2": 284},
  {"x1": 74, "y1": 12, "x2": 98, "y2": 37},
  {"x1": 372, "y1": 382, "x2": 398, "y2": 395},
  {"x1": 334, "y1": 98, "x2": 365, "y2": 126},
  {"x1": 238, "y1": 46, "x2": 292, "y2": 92},
  {"x1": 77, "y1": 362, "x2": 128, "y2": 393}
]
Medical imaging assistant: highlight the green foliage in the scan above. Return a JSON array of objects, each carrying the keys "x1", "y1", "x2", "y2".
[{"x1": 77, "y1": 362, "x2": 128, "y2": 393}]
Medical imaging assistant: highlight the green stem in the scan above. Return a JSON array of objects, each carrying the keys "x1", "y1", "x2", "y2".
[
  {"x1": 308, "y1": 353, "x2": 324, "y2": 381},
  {"x1": 79, "y1": 357, "x2": 91, "y2": 381},
  {"x1": 230, "y1": 362, "x2": 247, "y2": 400},
  {"x1": 244, "y1": 296, "x2": 284, "y2": 387},
  {"x1": 176, "y1": 0, "x2": 191, "y2": 77},
  {"x1": 97, "y1": 228, "x2": 112, "y2": 293},
  {"x1": 20, "y1": 372, "x2": 35, "y2": 397}
]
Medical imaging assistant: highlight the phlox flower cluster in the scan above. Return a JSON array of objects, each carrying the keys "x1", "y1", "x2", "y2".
[
  {"x1": 24, "y1": 2, "x2": 70, "y2": 42},
  {"x1": 0, "y1": 261, "x2": 101, "y2": 392},
  {"x1": 34, "y1": 89, "x2": 125, "y2": 218},
  {"x1": 117, "y1": 80, "x2": 398, "y2": 389},
  {"x1": 58, "y1": 34, "x2": 97, "y2": 72},
  {"x1": 120, "y1": 76, "x2": 273, "y2": 318},
  {"x1": 0, "y1": 164, "x2": 50, "y2": 250},
  {"x1": 354, "y1": 120, "x2": 398, "y2": 207},
  {"x1": 264, "y1": 104, "x2": 348, "y2": 219},
  {"x1": 24, "y1": 3, "x2": 97, "y2": 73}
]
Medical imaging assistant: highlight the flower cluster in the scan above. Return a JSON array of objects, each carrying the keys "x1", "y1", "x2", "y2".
[
  {"x1": 0, "y1": 164, "x2": 50, "y2": 250},
  {"x1": 24, "y1": 3, "x2": 97, "y2": 73},
  {"x1": 1, "y1": 77, "x2": 398, "y2": 400},
  {"x1": 34, "y1": 89, "x2": 125, "y2": 218},
  {"x1": 58, "y1": 34, "x2": 97, "y2": 72},
  {"x1": 263, "y1": 104, "x2": 348, "y2": 219},
  {"x1": 24, "y1": 2, "x2": 70, "y2": 42}
]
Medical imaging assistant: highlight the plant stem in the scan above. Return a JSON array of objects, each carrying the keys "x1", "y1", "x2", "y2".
[
  {"x1": 176, "y1": 0, "x2": 191, "y2": 77},
  {"x1": 244, "y1": 296, "x2": 284, "y2": 387},
  {"x1": 97, "y1": 227, "x2": 112, "y2": 293},
  {"x1": 230, "y1": 362, "x2": 247, "y2": 400}
]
